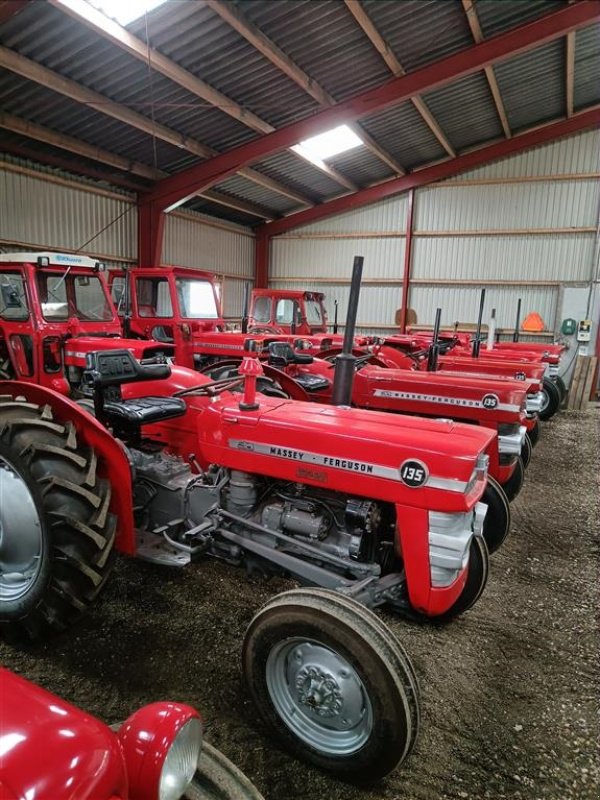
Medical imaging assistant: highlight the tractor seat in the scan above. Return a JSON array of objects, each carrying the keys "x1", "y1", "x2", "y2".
[
  {"x1": 293, "y1": 373, "x2": 330, "y2": 392},
  {"x1": 102, "y1": 396, "x2": 186, "y2": 428},
  {"x1": 83, "y1": 349, "x2": 187, "y2": 438}
]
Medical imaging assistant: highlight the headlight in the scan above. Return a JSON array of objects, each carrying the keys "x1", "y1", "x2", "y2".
[{"x1": 118, "y1": 702, "x2": 202, "y2": 800}]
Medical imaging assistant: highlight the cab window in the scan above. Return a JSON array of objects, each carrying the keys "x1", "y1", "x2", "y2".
[
  {"x1": 137, "y1": 277, "x2": 173, "y2": 318},
  {"x1": 306, "y1": 299, "x2": 324, "y2": 325},
  {"x1": 252, "y1": 296, "x2": 271, "y2": 323},
  {"x1": 275, "y1": 298, "x2": 300, "y2": 325},
  {"x1": 36, "y1": 273, "x2": 112, "y2": 321},
  {"x1": 0, "y1": 271, "x2": 29, "y2": 320},
  {"x1": 176, "y1": 278, "x2": 218, "y2": 319}
]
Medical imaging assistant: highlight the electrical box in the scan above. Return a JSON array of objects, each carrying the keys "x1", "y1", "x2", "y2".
[
  {"x1": 561, "y1": 318, "x2": 577, "y2": 336},
  {"x1": 576, "y1": 319, "x2": 592, "y2": 342}
]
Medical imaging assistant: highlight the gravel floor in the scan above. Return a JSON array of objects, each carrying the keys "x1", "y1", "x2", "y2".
[{"x1": 1, "y1": 409, "x2": 598, "y2": 800}]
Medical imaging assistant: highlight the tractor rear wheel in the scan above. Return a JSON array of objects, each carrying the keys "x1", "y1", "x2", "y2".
[
  {"x1": 528, "y1": 418, "x2": 540, "y2": 447},
  {"x1": 434, "y1": 536, "x2": 490, "y2": 622},
  {"x1": 481, "y1": 475, "x2": 511, "y2": 554},
  {"x1": 500, "y1": 456, "x2": 525, "y2": 502},
  {"x1": 0, "y1": 397, "x2": 116, "y2": 641},
  {"x1": 242, "y1": 588, "x2": 420, "y2": 782},
  {"x1": 539, "y1": 378, "x2": 560, "y2": 420},
  {"x1": 184, "y1": 742, "x2": 264, "y2": 800}
]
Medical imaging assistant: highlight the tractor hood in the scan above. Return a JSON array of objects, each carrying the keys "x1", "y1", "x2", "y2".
[
  {"x1": 65, "y1": 335, "x2": 174, "y2": 367},
  {"x1": 359, "y1": 367, "x2": 527, "y2": 419},
  {"x1": 0, "y1": 669, "x2": 127, "y2": 800},
  {"x1": 438, "y1": 356, "x2": 546, "y2": 384},
  {"x1": 200, "y1": 395, "x2": 494, "y2": 512}
]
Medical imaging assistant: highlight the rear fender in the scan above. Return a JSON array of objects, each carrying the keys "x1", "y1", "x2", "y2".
[{"x1": 0, "y1": 380, "x2": 135, "y2": 555}]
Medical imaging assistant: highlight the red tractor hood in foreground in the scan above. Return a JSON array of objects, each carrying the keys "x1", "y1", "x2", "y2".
[{"x1": 0, "y1": 669, "x2": 127, "y2": 800}]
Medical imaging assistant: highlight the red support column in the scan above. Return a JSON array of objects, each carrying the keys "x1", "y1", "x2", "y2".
[
  {"x1": 255, "y1": 230, "x2": 269, "y2": 288},
  {"x1": 399, "y1": 188, "x2": 415, "y2": 333},
  {"x1": 137, "y1": 201, "x2": 165, "y2": 266}
]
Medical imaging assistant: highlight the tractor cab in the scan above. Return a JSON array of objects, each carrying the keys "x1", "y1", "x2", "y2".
[
  {"x1": 249, "y1": 289, "x2": 329, "y2": 335},
  {"x1": 109, "y1": 265, "x2": 225, "y2": 368},
  {"x1": 0, "y1": 252, "x2": 172, "y2": 395}
]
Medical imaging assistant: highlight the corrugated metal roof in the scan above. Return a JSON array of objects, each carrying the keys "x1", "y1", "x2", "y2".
[
  {"x1": 422, "y1": 72, "x2": 504, "y2": 150},
  {"x1": 183, "y1": 197, "x2": 261, "y2": 229},
  {"x1": 362, "y1": 0, "x2": 474, "y2": 72},
  {"x1": 235, "y1": 0, "x2": 392, "y2": 102},
  {"x1": 574, "y1": 22, "x2": 600, "y2": 110},
  {"x1": 0, "y1": 0, "x2": 597, "y2": 229},
  {"x1": 494, "y1": 40, "x2": 565, "y2": 132},
  {"x1": 474, "y1": 0, "x2": 566, "y2": 38},
  {"x1": 360, "y1": 102, "x2": 448, "y2": 170}
]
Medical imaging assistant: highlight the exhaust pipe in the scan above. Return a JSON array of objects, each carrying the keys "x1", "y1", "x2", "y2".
[
  {"x1": 513, "y1": 297, "x2": 522, "y2": 342},
  {"x1": 472, "y1": 288, "x2": 486, "y2": 358},
  {"x1": 427, "y1": 308, "x2": 442, "y2": 371},
  {"x1": 333, "y1": 299, "x2": 339, "y2": 334},
  {"x1": 332, "y1": 256, "x2": 363, "y2": 406},
  {"x1": 241, "y1": 281, "x2": 250, "y2": 333}
]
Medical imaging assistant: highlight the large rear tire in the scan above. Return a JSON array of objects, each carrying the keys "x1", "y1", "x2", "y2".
[
  {"x1": 481, "y1": 475, "x2": 511, "y2": 553},
  {"x1": 184, "y1": 742, "x2": 265, "y2": 800},
  {"x1": 539, "y1": 378, "x2": 560, "y2": 420},
  {"x1": 242, "y1": 588, "x2": 420, "y2": 783},
  {"x1": 0, "y1": 397, "x2": 116, "y2": 641}
]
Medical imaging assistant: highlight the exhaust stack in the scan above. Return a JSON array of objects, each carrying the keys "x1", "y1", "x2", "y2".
[
  {"x1": 472, "y1": 288, "x2": 486, "y2": 358},
  {"x1": 332, "y1": 256, "x2": 363, "y2": 406},
  {"x1": 241, "y1": 281, "x2": 250, "y2": 333},
  {"x1": 427, "y1": 308, "x2": 443, "y2": 371},
  {"x1": 513, "y1": 297, "x2": 522, "y2": 342}
]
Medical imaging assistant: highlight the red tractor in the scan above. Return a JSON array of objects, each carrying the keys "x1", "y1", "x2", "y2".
[
  {"x1": 247, "y1": 287, "x2": 564, "y2": 420},
  {"x1": 0, "y1": 252, "x2": 497, "y2": 781},
  {"x1": 0, "y1": 668, "x2": 263, "y2": 800}
]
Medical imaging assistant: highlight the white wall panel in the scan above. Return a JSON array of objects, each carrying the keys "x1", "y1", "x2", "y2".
[
  {"x1": 443, "y1": 130, "x2": 600, "y2": 181},
  {"x1": 163, "y1": 212, "x2": 254, "y2": 278},
  {"x1": 412, "y1": 234, "x2": 596, "y2": 282},
  {"x1": 271, "y1": 237, "x2": 405, "y2": 281},
  {"x1": 0, "y1": 166, "x2": 136, "y2": 260},
  {"x1": 277, "y1": 194, "x2": 408, "y2": 234},
  {"x1": 417, "y1": 180, "x2": 599, "y2": 231},
  {"x1": 409, "y1": 285, "x2": 560, "y2": 332}
]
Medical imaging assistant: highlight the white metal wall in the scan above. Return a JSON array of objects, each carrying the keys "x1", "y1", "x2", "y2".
[
  {"x1": 0, "y1": 160, "x2": 255, "y2": 317},
  {"x1": 270, "y1": 130, "x2": 600, "y2": 335}
]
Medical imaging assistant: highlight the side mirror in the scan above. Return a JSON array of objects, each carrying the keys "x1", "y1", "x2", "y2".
[{"x1": 1, "y1": 283, "x2": 22, "y2": 308}]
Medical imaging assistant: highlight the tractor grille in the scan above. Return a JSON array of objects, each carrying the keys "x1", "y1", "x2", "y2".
[
  {"x1": 498, "y1": 424, "x2": 527, "y2": 456},
  {"x1": 526, "y1": 391, "x2": 544, "y2": 414},
  {"x1": 428, "y1": 502, "x2": 487, "y2": 588}
]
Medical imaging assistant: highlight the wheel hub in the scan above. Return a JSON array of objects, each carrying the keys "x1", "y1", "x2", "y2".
[
  {"x1": 0, "y1": 456, "x2": 43, "y2": 602},
  {"x1": 266, "y1": 637, "x2": 373, "y2": 754},
  {"x1": 295, "y1": 665, "x2": 343, "y2": 717}
]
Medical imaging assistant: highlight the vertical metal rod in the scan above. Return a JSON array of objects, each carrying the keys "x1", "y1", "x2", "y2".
[
  {"x1": 241, "y1": 281, "x2": 250, "y2": 333},
  {"x1": 332, "y1": 256, "x2": 364, "y2": 406},
  {"x1": 427, "y1": 307, "x2": 442, "y2": 371},
  {"x1": 472, "y1": 288, "x2": 486, "y2": 358},
  {"x1": 399, "y1": 188, "x2": 415, "y2": 333},
  {"x1": 513, "y1": 297, "x2": 522, "y2": 342},
  {"x1": 333, "y1": 299, "x2": 339, "y2": 334},
  {"x1": 122, "y1": 265, "x2": 131, "y2": 338}
]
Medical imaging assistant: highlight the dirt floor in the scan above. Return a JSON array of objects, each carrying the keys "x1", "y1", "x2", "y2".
[{"x1": 1, "y1": 408, "x2": 598, "y2": 800}]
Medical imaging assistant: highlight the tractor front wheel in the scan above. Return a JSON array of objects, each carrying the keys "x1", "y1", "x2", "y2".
[
  {"x1": 0, "y1": 397, "x2": 116, "y2": 641},
  {"x1": 521, "y1": 432, "x2": 532, "y2": 468},
  {"x1": 434, "y1": 535, "x2": 490, "y2": 622},
  {"x1": 184, "y1": 742, "x2": 264, "y2": 800},
  {"x1": 242, "y1": 588, "x2": 420, "y2": 782},
  {"x1": 481, "y1": 475, "x2": 511, "y2": 554},
  {"x1": 500, "y1": 456, "x2": 525, "y2": 502},
  {"x1": 539, "y1": 378, "x2": 561, "y2": 420}
]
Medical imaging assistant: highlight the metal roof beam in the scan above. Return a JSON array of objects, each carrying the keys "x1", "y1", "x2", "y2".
[
  {"x1": 344, "y1": 0, "x2": 455, "y2": 157},
  {"x1": 0, "y1": 111, "x2": 276, "y2": 218},
  {"x1": 144, "y1": 1, "x2": 600, "y2": 211},
  {"x1": 462, "y1": 0, "x2": 512, "y2": 138},
  {"x1": 0, "y1": 43, "x2": 313, "y2": 208},
  {"x1": 259, "y1": 106, "x2": 600, "y2": 236},
  {"x1": 49, "y1": 0, "x2": 356, "y2": 192},
  {"x1": 0, "y1": 0, "x2": 29, "y2": 26},
  {"x1": 205, "y1": 0, "x2": 405, "y2": 175}
]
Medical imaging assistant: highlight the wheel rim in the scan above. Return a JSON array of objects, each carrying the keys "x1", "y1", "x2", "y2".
[
  {"x1": 540, "y1": 389, "x2": 550, "y2": 412},
  {"x1": 0, "y1": 454, "x2": 43, "y2": 602},
  {"x1": 266, "y1": 637, "x2": 373, "y2": 756}
]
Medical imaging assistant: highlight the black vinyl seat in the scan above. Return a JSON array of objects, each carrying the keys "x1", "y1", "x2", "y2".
[{"x1": 83, "y1": 350, "x2": 186, "y2": 439}]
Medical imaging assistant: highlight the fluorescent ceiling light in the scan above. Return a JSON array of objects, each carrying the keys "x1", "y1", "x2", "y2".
[
  {"x1": 292, "y1": 124, "x2": 363, "y2": 168},
  {"x1": 87, "y1": 0, "x2": 168, "y2": 26}
]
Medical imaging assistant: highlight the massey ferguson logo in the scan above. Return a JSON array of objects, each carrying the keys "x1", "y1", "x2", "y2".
[
  {"x1": 482, "y1": 393, "x2": 499, "y2": 409},
  {"x1": 399, "y1": 459, "x2": 428, "y2": 488},
  {"x1": 515, "y1": 371, "x2": 526, "y2": 381}
]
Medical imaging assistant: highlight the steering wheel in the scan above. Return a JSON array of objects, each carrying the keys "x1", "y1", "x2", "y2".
[
  {"x1": 248, "y1": 325, "x2": 284, "y2": 334},
  {"x1": 174, "y1": 376, "x2": 245, "y2": 397}
]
